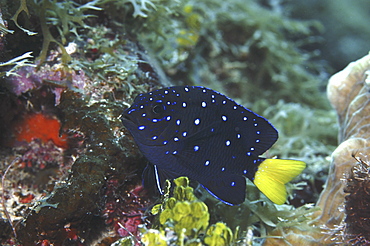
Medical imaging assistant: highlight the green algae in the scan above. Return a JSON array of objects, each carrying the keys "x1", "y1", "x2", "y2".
[{"x1": 5, "y1": 0, "x2": 327, "y2": 108}]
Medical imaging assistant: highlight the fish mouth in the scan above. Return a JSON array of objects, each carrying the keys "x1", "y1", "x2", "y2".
[
  {"x1": 120, "y1": 111, "x2": 134, "y2": 124},
  {"x1": 120, "y1": 110, "x2": 139, "y2": 131}
]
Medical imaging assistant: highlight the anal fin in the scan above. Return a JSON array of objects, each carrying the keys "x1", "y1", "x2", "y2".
[{"x1": 202, "y1": 174, "x2": 246, "y2": 206}]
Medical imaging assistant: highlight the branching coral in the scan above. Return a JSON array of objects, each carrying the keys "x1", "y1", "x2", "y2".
[
  {"x1": 10, "y1": 0, "x2": 37, "y2": 36},
  {"x1": 6, "y1": 0, "x2": 102, "y2": 65}
]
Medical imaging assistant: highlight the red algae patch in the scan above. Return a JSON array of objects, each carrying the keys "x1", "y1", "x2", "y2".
[{"x1": 13, "y1": 113, "x2": 68, "y2": 148}]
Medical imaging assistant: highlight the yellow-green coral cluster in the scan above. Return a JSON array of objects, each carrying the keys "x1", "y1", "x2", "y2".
[
  {"x1": 204, "y1": 222, "x2": 234, "y2": 246},
  {"x1": 143, "y1": 177, "x2": 235, "y2": 246}
]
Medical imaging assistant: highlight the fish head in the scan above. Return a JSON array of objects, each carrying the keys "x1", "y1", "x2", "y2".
[{"x1": 121, "y1": 88, "x2": 182, "y2": 146}]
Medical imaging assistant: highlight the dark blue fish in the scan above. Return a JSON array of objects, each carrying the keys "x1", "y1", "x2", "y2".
[{"x1": 121, "y1": 86, "x2": 305, "y2": 205}]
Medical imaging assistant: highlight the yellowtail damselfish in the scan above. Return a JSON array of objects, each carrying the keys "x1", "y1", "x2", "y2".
[{"x1": 121, "y1": 86, "x2": 306, "y2": 205}]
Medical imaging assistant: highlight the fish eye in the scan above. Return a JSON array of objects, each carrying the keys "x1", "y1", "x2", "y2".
[{"x1": 152, "y1": 103, "x2": 166, "y2": 114}]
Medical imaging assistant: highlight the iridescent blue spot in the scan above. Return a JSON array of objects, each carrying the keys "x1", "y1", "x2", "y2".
[
  {"x1": 156, "y1": 99, "x2": 162, "y2": 103},
  {"x1": 167, "y1": 101, "x2": 171, "y2": 105},
  {"x1": 165, "y1": 151, "x2": 169, "y2": 154},
  {"x1": 250, "y1": 147, "x2": 255, "y2": 151},
  {"x1": 222, "y1": 100, "x2": 226, "y2": 104},
  {"x1": 184, "y1": 87, "x2": 189, "y2": 92},
  {"x1": 152, "y1": 119, "x2": 158, "y2": 123},
  {"x1": 182, "y1": 131, "x2": 187, "y2": 137},
  {"x1": 246, "y1": 152, "x2": 251, "y2": 156},
  {"x1": 202, "y1": 101, "x2": 207, "y2": 108},
  {"x1": 211, "y1": 94, "x2": 215, "y2": 98},
  {"x1": 166, "y1": 116, "x2": 171, "y2": 121},
  {"x1": 140, "y1": 105, "x2": 144, "y2": 109},
  {"x1": 222, "y1": 115, "x2": 227, "y2": 121},
  {"x1": 173, "y1": 150, "x2": 178, "y2": 154},
  {"x1": 194, "y1": 118, "x2": 200, "y2": 125},
  {"x1": 176, "y1": 119, "x2": 181, "y2": 125},
  {"x1": 202, "y1": 89, "x2": 206, "y2": 93},
  {"x1": 163, "y1": 141, "x2": 168, "y2": 145},
  {"x1": 152, "y1": 136, "x2": 157, "y2": 140},
  {"x1": 243, "y1": 117, "x2": 248, "y2": 121},
  {"x1": 138, "y1": 125, "x2": 145, "y2": 130},
  {"x1": 232, "y1": 155, "x2": 236, "y2": 159},
  {"x1": 182, "y1": 102, "x2": 187, "y2": 107},
  {"x1": 142, "y1": 113, "x2": 146, "y2": 117},
  {"x1": 243, "y1": 170, "x2": 248, "y2": 174},
  {"x1": 233, "y1": 106, "x2": 237, "y2": 110},
  {"x1": 256, "y1": 131, "x2": 260, "y2": 135},
  {"x1": 174, "y1": 137, "x2": 179, "y2": 141},
  {"x1": 164, "y1": 90, "x2": 169, "y2": 94},
  {"x1": 211, "y1": 128, "x2": 215, "y2": 132},
  {"x1": 225, "y1": 140, "x2": 231, "y2": 146},
  {"x1": 256, "y1": 139, "x2": 260, "y2": 143},
  {"x1": 237, "y1": 134, "x2": 241, "y2": 139},
  {"x1": 231, "y1": 182, "x2": 235, "y2": 187},
  {"x1": 254, "y1": 123, "x2": 258, "y2": 127},
  {"x1": 212, "y1": 99, "x2": 216, "y2": 103},
  {"x1": 149, "y1": 97, "x2": 153, "y2": 101},
  {"x1": 194, "y1": 145, "x2": 200, "y2": 151},
  {"x1": 221, "y1": 167, "x2": 225, "y2": 171},
  {"x1": 205, "y1": 160, "x2": 210, "y2": 166}
]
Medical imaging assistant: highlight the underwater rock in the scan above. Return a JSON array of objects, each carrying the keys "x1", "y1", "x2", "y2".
[
  {"x1": 0, "y1": 32, "x2": 167, "y2": 244},
  {"x1": 317, "y1": 53, "x2": 370, "y2": 241},
  {"x1": 264, "y1": 53, "x2": 370, "y2": 245}
]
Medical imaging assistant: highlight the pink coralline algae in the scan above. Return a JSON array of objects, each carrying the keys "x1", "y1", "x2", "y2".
[
  {"x1": 103, "y1": 178, "x2": 151, "y2": 242},
  {"x1": 5, "y1": 65, "x2": 87, "y2": 104}
]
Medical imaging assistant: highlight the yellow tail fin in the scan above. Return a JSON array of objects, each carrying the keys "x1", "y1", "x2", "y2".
[{"x1": 253, "y1": 159, "x2": 306, "y2": 205}]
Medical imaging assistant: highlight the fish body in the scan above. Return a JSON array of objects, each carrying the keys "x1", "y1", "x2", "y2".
[{"x1": 121, "y1": 86, "x2": 305, "y2": 205}]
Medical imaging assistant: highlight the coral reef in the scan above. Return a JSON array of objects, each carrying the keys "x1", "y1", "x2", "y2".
[
  {"x1": 0, "y1": 0, "x2": 347, "y2": 245},
  {"x1": 0, "y1": 29, "x2": 165, "y2": 245},
  {"x1": 320, "y1": 52, "x2": 370, "y2": 243},
  {"x1": 263, "y1": 53, "x2": 370, "y2": 245},
  {"x1": 344, "y1": 154, "x2": 370, "y2": 244}
]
